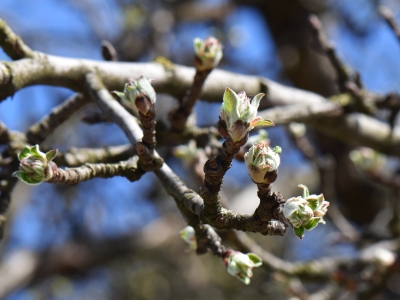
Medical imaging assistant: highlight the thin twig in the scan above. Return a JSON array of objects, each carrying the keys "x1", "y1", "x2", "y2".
[
  {"x1": 309, "y1": 15, "x2": 350, "y2": 92},
  {"x1": 379, "y1": 6, "x2": 400, "y2": 45},
  {"x1": 101, "y1": 40, "x2": 118, "y2": 62},
  {"x1": 47, "y1": 158, "x2": 144, "y2": 184},
  {"x1": 26, "y1": 93, "x2": 89, "y2": 145}
]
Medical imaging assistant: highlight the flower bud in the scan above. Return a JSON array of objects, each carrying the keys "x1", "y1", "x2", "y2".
[
  {"x1": 113, "y1": 76, "x2": 156, "y2": 116},
  {"x1": 179, "y1": 226, "x2": 197, "y2": 251},
  {"x1": 193, "y1": 36, "x2": 223, "y2": 71},
  {"x1": 219, "y1": 88, "x2": 274, "y2": 142},
  {"x1": 223, "y1": 251, "x2": 262, "y2": 285},
  {"x1": 244, "y1": 143, "x2": 281, "y2": 184},
  {"x1": 172, "y1": 140, "x2": 200, "y2": 165},
  {"x1": 283, "y1": 184, "x2": 329, "y2": 239},
  {"x1": 12, "y1": 145, "x2": 58, "y2": 185},
  {"x1": 349, "y1": 147, "x2": 385, "y2": 174}
]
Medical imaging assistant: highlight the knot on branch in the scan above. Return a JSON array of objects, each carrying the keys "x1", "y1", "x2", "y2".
[
  {"x1": 254, "y1": 190, "x2": 285, "y2": 223},
  {"x1": 261, "y1": 220, "x2": 286, "y2": 236},
  {"x1": 203, "y1": 158, "x2": 225, "y2": 193},
  {"x1": 135, "y1": 142, "x2": 164, "y2": 172},
  {"x1": 124, "y1": 164, "x2": 145, "y2": 182}
]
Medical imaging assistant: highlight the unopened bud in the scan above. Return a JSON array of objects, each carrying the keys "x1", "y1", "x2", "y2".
[
  {"x1": 113, "y1": 76, "x2": 156, "y2": 115},
  {"x1": 244, "y1": 143, "x2": 281, "y2": 184},
  {"x1": 223, "y1": 251, "x2": 262, "y2": 285},
  {"x1": 283, "y1": 184, "x2": 329, "y2": 239},
  {"x1": 219, "y1": 88, "x2": 274, "y2": 142},
  {"x1": 13, "y1": 145, "x2": 58, "y2": 185},
  {"x1": 193, "y1": 36, "x2": 223, "y2": 71}
]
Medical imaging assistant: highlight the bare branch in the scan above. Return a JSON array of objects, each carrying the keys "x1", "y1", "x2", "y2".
[{"x1": 0, "y1": 19, "x2": 34, "y2": 59}]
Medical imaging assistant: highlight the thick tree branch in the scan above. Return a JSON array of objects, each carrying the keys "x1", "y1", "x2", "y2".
[{"x1": 1, "y1": 53, "x2": 399, "y2": 157}]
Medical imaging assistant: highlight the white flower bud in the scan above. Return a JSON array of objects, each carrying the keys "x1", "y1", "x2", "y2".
[
  {"x1": 223, "y1": 251, "x2": 262, "y2": 285},
  {"x1": 244, "y1": 143, "x2": 281, "y2": 183}
]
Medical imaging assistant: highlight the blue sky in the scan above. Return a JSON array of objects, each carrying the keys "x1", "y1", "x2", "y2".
[{"x1": 1, "y1": 0, "x2": 400, "y2": 298}]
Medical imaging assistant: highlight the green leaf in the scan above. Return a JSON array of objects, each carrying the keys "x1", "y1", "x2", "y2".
[
  {"x1": 112, "y1": 91, "x2": 129, "y2": 103},
  {"x1": 30, "y1": 145, "x2": 45, "y2": 159},
  {"x1": 306, "y1": 198, "x2": 319, "y2": 211},
  {"x1": 294, "y1": 226, "x2": 305, "y2": 239},
  {"x1": 273, "y1": 146, "x2": 282, "y2": 154},
  {"x1": 247, "y1": 253, "x2": 262, "y2": 267},
  {"x1": 304, "y1": 218, "x2": 320, "y2": 230},
  {"x1": 18, "y1": 146, "x2": 32, "y2": 161},
  {"x1": 298, "y1": 184, "x2": 309, "y2": 198},
  {"x1": 12, "y1": 171, "x2": 42, "y2": 185},
  {"x1": 252, "y1": 118, "x2": 274, "y2": 127},
  {"x1": 46, "y1": 149, "x2": 58, "y2": 162},
  {"x1": 193, "y1": 38, "x2": 202, "y2": 52},
  {"x1": 223, "y1": 88, "x2": 239, "y2": 120},
  {"x1": 250, "y1": 93, "x2": 265, "y2": 109}
]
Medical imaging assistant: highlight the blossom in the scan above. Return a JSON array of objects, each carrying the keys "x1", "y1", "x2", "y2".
[
  {"x1": 283, "y1": 184, "x2": 329, "y2": 239},
  {"x1": 12, "y1": 145, "x2": 57, "y2": 185},
  {"x1": 244, "y1": 143, "x2": 281, "y2": 184},
  {"x1": 193, "y1": 36, "x2": 223, "y2": 71},
  {"x1": 113, "y1": 76, "x2": 156, "y2": 115},
  {"x1": 219, "y1": 88, "x2": 274, "y2": 142},
  {"x1": 223, "y1": 251, "x2": 262, "y2": 285}
]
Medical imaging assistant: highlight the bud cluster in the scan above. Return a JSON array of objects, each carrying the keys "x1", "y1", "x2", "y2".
[
  {"x1": 282, "y1": 185, "x2": 329, "y2": 239},
  {"x1": 193, "y1": 36, "x2": 223, "y2": 71},
  {"x1": 113, "y1": 76, "x2": 156, "y2": 116},
  {"x1": 13, "y1": 145, "x2": 58, "y2": 185},
  {"x1": 223, "y1": 250, "x2": 262, "y2": 285},
  {"x1": 244, "y1": 143, "x2": 281, "y2": 184}
]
